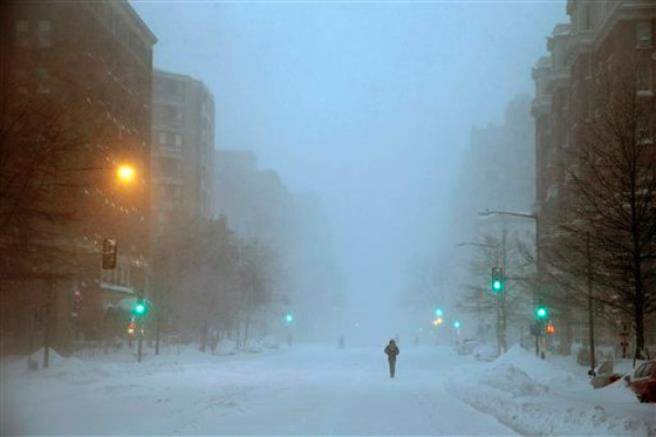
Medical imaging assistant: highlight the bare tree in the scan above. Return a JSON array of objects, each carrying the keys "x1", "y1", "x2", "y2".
[
  {"x1": 458, "y1": 232, "x2": 533, "y2": 354},
  {"x1": 552, "y1": 54, "x2": 656, "y2": 360}
]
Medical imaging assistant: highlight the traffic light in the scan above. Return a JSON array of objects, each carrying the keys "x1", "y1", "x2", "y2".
[
  {"x1": 453, "y1": 320, "x2": 462, "y2": 329},
  {"x1": 132, "y1": 299, "x2": 149, "y2": 317},
  {"x1": 102, "y1": 238, "x2": 117, "y2": 270},
  {"x1": 535, "y1": 305, "x2": 549, "y2": 320},
  {"x1": 127, "y1": 321, "x2": 136, "y2": 336},
  {"x1": 72, "y1": 290, "x2": 82, "y2": 318},
  {"x1": 284, "y1": 313, "x2": 294, "y2": 324},
  {"x1": 546, "y1": 321, "x2": 556, "y2": 335},
  {"x1": 491, "y1": 267, "x2": 505, "y2": 293},
  {"x1": 434, "y1": 308, "x2": 444, "y2": 317}
]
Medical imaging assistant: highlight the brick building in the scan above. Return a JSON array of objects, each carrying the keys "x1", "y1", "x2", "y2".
[
  {"x1": 532, "y1": 0, "x2": 656, "y2": 350},
  {"x1": 0, "y1": 1, "x2": 156, "y2": 352},
  {"x1": 151, "y1": 70, "x2": 215, "y2": 237}
]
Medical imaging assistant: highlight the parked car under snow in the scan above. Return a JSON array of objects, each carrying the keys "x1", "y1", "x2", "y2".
[{"x1": 625, "y1": 360, "x2": 656, "y2": 402}]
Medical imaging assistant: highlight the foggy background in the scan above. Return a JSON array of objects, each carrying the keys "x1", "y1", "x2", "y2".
[{"x1": 133, "y1": 0, "x2": 567, "y2": 343}]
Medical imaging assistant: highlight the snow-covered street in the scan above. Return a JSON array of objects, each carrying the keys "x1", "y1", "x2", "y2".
[{"x1": 2, "y1": 344, "x2": 515, "y2": 435}]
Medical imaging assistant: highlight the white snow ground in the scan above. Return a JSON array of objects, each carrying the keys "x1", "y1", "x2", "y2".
[
  {"x1": 1, "y1": 344, "x2": 514, "y2": 435},
  {"x1": 3, "y1": 343, "x2": 654, "y2": 435},
  {"x1": 447, "y1": 345, "x2": 656, "y2": 436}
]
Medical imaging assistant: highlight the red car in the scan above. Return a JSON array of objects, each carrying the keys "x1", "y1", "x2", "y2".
[{"x1": 626, "y1": 360, "x2": 656, "y2": 402}]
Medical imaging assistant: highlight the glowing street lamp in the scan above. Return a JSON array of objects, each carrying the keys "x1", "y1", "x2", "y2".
[
  {"x1": 433, "y1": 317, "x2": 444, "y2": 327},
  {"x1": 116, "y1": 164, "x2": 136, "y2": 184}
]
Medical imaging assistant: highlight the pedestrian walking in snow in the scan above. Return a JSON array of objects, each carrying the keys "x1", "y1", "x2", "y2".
[{"x1": 384, "y1": 339, "x2": 400, "y2": 378}]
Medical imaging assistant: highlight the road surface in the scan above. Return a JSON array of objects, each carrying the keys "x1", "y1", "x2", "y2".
[{"x1": 3, "y1": 344, "x2": 515, "y2": 435}]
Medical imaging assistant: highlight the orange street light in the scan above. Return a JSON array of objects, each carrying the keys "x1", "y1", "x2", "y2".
[{"x1": 116, "y1": 164, "x2": 136, "y2": 184}]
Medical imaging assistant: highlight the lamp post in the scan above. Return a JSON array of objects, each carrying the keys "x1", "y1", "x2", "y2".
[
  {"x1": 478, "y1": 209, "x2": 539, "y2": 272},
  {"x1": 479, "y1": 209, "x2": 541, "y2": 357}
]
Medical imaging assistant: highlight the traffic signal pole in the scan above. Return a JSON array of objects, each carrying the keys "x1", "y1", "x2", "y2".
[
  {"x1": 478, "y1": 210, "x2": 542, "y2": 357},
  {"x1": 586, "y1": 232, "x2": 596, "y2": 374},
  {"x1": 137, "y1": 318, "x2": 143, "y2": 363}
]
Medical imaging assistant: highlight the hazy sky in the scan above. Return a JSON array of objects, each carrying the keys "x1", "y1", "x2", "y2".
[{"x1": 133, "y1": 0, "x2": 567, "y2": 334}]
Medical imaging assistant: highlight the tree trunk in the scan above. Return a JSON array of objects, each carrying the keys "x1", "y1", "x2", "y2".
[
  {"x1": 199, "y1": 322, "x2": 207, "y2": 352},
  {"x1": 634, "y1": 298, "x2": 645, "y2": 361},
  {"x1": 633, "y1": 246, "x2": 645, "y2": 362},
  {"x1": 43, "y1": 277, "x2": 54, "y2": 369},
  {"x1": 243, "y1": 312, "x2": 251, "y2": 346}
]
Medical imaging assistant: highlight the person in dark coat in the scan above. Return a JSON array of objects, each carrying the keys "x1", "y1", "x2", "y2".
[{"x1": 384, "y1": 339, "x2": 400, "y2": 378}]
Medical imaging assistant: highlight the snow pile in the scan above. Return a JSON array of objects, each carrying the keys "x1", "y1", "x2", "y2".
[
  {"x1": 494, "y1": 345, "x2": 575, "y2": 386},
  {"x1": 215, "y1": 339, "x2": 238, "y2": 355},
  {"x1": 29, "y1": 347, "x2": 65, "y2": 368},
  {"x1": 472, "y1": 344, "x2": 497, "y2": 362},
  {"x1": 447, "y1": 345, "x2": 656, "y2": 436},
  {"x1": 262, "y1": 335, "x2": 279, "y2": 349},
  {"x1": 479, "y1": 362, "x2": 548, "y2": 397},
  {"x1": 242, "y1": 339, "x2": 263, "y2": 353}
]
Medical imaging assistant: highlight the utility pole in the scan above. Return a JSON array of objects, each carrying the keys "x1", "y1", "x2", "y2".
[
  {"x1": 155, "y1": 307, "x2": 160, "y2": 355},
  {"x1": 586, "y1": 232, "x2": 596, "y2": 375},
  {"x1": 137, "y1": 317, "x2": 143, "y2": 363},
  {"x1": 136, "y1": 290, "x2": 144, "y2": 363},
  {"x1": 498, "y1": 223, "x2": 508, "y2": 354},
  {"x1": 43, "y1": 272, "x2": 54, "y2": 369}
]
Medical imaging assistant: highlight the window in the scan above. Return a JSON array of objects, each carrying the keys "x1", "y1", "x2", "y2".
[
  {"x1": 37, "y1": 20, "x2": 51, "y2": 47},
  {"x1": 636, "y1": 21, "x2": 653, "y2": 48},
  {"x1": 35, "y1": 68, "x2": 50, "y2": 94},
  {"x1": 156, "y1": 105, "x2": 184, "y2": 127},
  {"x1": 168, "y1": 80, "x2": 184, "y2": 99},
  {"x1": 636, "y1": 363, "x2": 654, "y2": 378},
  {"x1": 637, "y1": 62, "x2": 652, "y2": 93},
  {"x1": 580, "y1": 4, "x2": 592, "y2": 31},
  {"x1": 158, "y1": 158, "x2": 182, "y2": 178},
  {"x1": 636, "y1": 114, "x2": 653, "y2": 144},
  {"x1": 15, "y1": 20, "x2": 28, "y2": 46},
  {"x1": 157, "y1": 132, "x2": 183, "y2": 150}
]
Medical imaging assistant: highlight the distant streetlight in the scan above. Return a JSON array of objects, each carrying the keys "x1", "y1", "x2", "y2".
[{"x1": 116, "y1": 164, "x2": 136, "y2": 184}]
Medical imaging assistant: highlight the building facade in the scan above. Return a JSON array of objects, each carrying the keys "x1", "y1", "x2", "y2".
[
  {"x1": 0, "y1": 0, "x2": 156, "y2": 351},
  {"x1": 532, "y1": 0, "x2": 656, "y2": 349},
  {"x1": 151, "y1": 70, "x2": 215, "y2": 236},
  {"x1": 213, "y1": 150, "x2": 294, "y2": 243}
]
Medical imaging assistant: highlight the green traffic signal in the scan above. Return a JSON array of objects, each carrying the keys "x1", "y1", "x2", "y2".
[
  {"x1": 434, "y1": 308, "x2": 444, "y2": 317},
  {"x1": 535, "y1": 305, "x2": 548, "y2": 320},
  {"x1": 133, "y1": 299, "x2": 148, "y2": 316},
  {"x1": 490, "y1": 267, "x2": 505, "y2": 293},
  {"x1": 285, "y1": 313, "x2": 293, "y2": 323}
]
